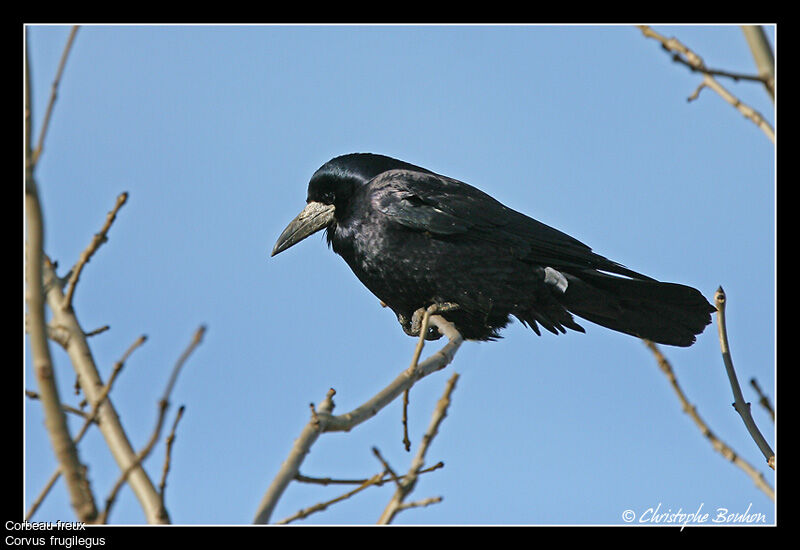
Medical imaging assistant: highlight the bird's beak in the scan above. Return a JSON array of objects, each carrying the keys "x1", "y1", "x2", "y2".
[{"x1": 271, "y1": 201, "x2": 336, "y2": 257}]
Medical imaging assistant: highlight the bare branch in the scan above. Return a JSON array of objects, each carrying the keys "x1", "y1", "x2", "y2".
[
  {"x1": 749, "y1": 378, "x2": 775, "y2": 422},
  {"x1": 644, "y1": 340, "x2": 773, "y2": 500},
  {"x1": 661, "y1": 43, "x2": 771, "y2": 87},
  {"x1": 25, "y1": 390, "x2": 95, "y2": 422},
  {"x1": 254, "y1": 389, "x2": 337, "y2": 524},
  {"x1": 377, "y1": 372, "x2": 459, "y2": 524},
  {"x1": 276, "y1": 472, "x2": 386, "y2": 525},
  {"x1": 26, "y1": 106, "x2": 96, "y2": 520},
  {"x1": 76, "y1": 335, "x2": 147, "y2": 439},
  {"x1": 63, "y1": 192, "x2": 129, "y2": 310},
  {"x1": 99, "y1": 326, "x2": 205, "y2": 523},
  {"x1": 27, "y1": 203, "x2": 97, "y2": 522},
  {"x1": 85, "y1": 325, "x2": 111, "y2": 338},
  {"x1": 372, "y1": 447, "x2": 403, "y2": 489},
  {"x1": 637, "y1": 25, "x2": 774, "y2": 143},
  {"x1": 396, "y1": 496, "x2": 443, "y2": 512},
  {"x1": 313, "y1": 314, "x2": 463, "y2": 433},
  {"x1": 402, "y1": 305, "x2": 440, "y2": 451},
  {"x1": 25, "y1": 30, "x2": 33, "y2": 167},
  {"x1": 402, "y1": 388, "x2": 412, "y2": 451},
  {"x1": 695, "y1": 74, "x2": 774, "y2": 142},
  {"x1": 714, "y1": 288, "x2": 775, "y2": 468},
  {"x1": 253, "y1": 313, "x2": 463, "y2": 524},
  {"x1": 741, "y1": 26, "x2": 775, "y2": 100},
  {"x1": 161, "y1": 326, "x2": 206, "y2": 403},
  {"x1": 408, "y1": 306, "x2": 436, "y2": 370},
  {"x1": 42, "y1": 258, "x2": 168, "y2": 524},
  {"x1": 159, "y1": 406, "x2": 186, "y2": 507},
  {"x1": 295, "y1": 462, "x2": 445, "y2": 487},
  {"x1": 26, "y1": 335, "x2": 147, "y2": 521},
  {"x1": 278, "y1": 455, "x2": 444, "y2": 524},
  {"x1": 31, "y1": 26, "x2": 79, "y2": 168}
]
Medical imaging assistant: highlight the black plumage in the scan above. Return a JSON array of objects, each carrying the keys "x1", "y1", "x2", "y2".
[{"x1": 272, "y1": 153, "x2": 715, "y2": 346}]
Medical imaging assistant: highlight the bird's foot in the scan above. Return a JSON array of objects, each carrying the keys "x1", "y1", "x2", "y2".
[{"x1": 399, "y1": 302, "x2": 459, "y2": 341}]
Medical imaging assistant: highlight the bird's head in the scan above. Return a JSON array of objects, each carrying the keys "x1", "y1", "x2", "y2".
[{"x1": 271, "y1": 153, "x2": 430, "y2": 257}]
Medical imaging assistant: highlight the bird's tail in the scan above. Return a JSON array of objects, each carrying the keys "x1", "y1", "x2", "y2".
[{"x1": 560, "y1": 271, "x2": 716, "y2": 347}]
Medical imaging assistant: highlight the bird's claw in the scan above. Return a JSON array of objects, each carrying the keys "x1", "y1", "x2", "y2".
[{"x1": 399, "y1": 302, "x2": 459, "y2": 341}]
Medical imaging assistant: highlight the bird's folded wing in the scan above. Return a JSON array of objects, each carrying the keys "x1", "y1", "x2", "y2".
[{"x1": 371, "y1": 169, "x2": 653, "y2": 281}]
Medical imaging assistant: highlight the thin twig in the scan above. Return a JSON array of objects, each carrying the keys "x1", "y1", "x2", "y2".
[
  {"x1": 403, "y1": 305, "x2": 437, "y2": 451},
  {"x1": 749, "y1": 378, "x2": 775, "y2": 422},
  {"x1": 25, "y1": 390, "x2": 94, "y2": 421},
  {"x1": 27, "y1": 27, "x2": 163, "y2": 522},
  {"x1": 644, "y1": 340, "x2": 774, "y2": 499},
  {"x1": 295, "y1": 462, "x2": 445, "y2": 486},
  {"x1": 31, "y1": 25, "x2": 79, "y2": 168},
  {"x1": 161, "y1": 326, "x2": 206, "y2": 403},
  {"x1": 637, "y1": 25, "x2": 774, "y2": 143},
  {"x1": 372, "y1": 447, "x2": 403, "y2": 488},
  {"x1": 253, "y1": 316, "x2": 463, "y2": 524},
  {"x1": 278, "y1": 456, "x2": 444, "y2": 524},
  {"x1": 25, "y1": 30, "x2": 33, "y2": 168},
  {"x1": 377, "y1": 372, "x2": 458, "y2": 524},
  {"x1": 25, "y1": 335, "x2": 147, "y2": 521},
  {"x1": 158, "y1": 405, "x2": 186, "y2": 505},
  {"x1": 276, "y1": 472, "x2": 386, "y2": 525},
  {"x1": 26, "y1": 44, "x2": 96, "y2": 518},
  {"x1": 408, "y1": 307, "x2": 434, "y2": 370},
  {"x1": 99, "y1": 326, "x2": 205, "y2": 523},
  {"x1": 63, "y1": 192, "x2": 129, "y2": 310},
  {"x1": 316, "y1": 314, "x2": 463, "y2": 433},
  {"x1": 43, "y1": 258, "x2": 167, "y2": 524},
  {"x1": 714, "y1": 288, "x2": 775, "y2": 469},
  {"x1": 85, "y1": 325, "x2": 111, "y2": 338},
  {"x1": 694, "y1": 73, "x2": 774, "y2": 142},
  {"x1": 26, "y1": 251, "x2": 98, "y2": 521},
  {"x1": 741, "y1": 26, "x2": 775, "y2": 100},
  {"x1": 402, "y1": 388, "x2": 412, "y2": 451},
  {"x1": 253, "y1": 389, "x2": 336, "y2": 525},
  {"x1": 396, "y1": 496, "x2": 443, "y2": 512},
  {"x1": 74, "y1": 335, "x2": 148, "y2": 442},
  {"x1": 667, "y1": 53, "x2": 771, "y2": 86}
]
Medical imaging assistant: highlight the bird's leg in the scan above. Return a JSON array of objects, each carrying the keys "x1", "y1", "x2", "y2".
[{"x1": 400, "y1": 302, "x2": 459, "y2": 341}]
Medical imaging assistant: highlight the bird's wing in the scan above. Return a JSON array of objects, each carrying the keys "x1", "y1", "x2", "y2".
[{"x1": 371, "y1": 169, "x2": 652, "y2": 279}]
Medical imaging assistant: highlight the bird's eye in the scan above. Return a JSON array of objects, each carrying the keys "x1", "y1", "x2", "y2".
[{"x1": 322, "y1": 191, "x2": 335, "y2": 204}]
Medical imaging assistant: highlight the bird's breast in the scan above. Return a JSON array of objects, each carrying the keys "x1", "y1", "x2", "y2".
[{"x1": 331, "y1": 217, "x2": 446, "y2": 310}]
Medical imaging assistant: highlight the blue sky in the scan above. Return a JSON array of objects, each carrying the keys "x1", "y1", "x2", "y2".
[{"x1": 24, "y1": 25, "x2": 775, "y2": 526}]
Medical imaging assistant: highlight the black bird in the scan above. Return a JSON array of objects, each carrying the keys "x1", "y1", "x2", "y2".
[{"x1": 272, "y1": 153, "x2": 715, "y2": 346}]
